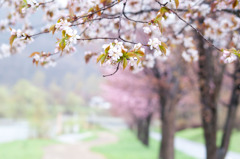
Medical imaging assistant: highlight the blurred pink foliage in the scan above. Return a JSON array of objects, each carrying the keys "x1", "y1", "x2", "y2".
[{"x1": 101, "y1": 69, "x2": 158, "y2": 122}]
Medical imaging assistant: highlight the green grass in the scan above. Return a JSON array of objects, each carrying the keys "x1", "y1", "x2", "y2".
[
  {"x1": 92, "y1": 130, "x2": 195, "y2": 159},
  {"x1": 176, "y1": 128, "x2": 240, "y2": 153},
  {"x1": 82, "y1": 133, "x2": 98, "y2": 142},
  {"x1": 0, "y1": 139, "x2": 57, "y2": 159}
]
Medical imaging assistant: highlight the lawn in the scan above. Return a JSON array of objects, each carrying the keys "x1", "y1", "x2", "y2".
[
  {"x1": 176, "y1": 128, "x2": 240, "y2": 153},
  {"x1": 92, "y1": 130, "x2": 195, "y2": 159},
  {"x1": 0, "y1": 139, "x2": 57, "y2": 159}
]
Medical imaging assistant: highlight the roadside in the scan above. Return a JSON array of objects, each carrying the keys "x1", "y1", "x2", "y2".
[{"x1": 150, "y1": 132, "x2": 240, "y2": 159}]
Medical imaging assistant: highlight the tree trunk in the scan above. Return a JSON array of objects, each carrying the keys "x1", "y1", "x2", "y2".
[
  {"x1": 141, "y1": 113, "x2": 152, "y2": 146},
  {"x1": 217, "y1": 61, "x2": 240, "y2": 159},
  {"x1": 159, "y1": 102, "x2": 176, "y2": 159},
  {"x1": 195, "y1": 14, "x2": 229, "y2": 158},
  {"x1": 198, "y1": 48, "x2": 218, "y2": 159},
  {"x1": 137, "y1": 119, "x2": 143, "y2": 141},
  {"x1": 136, "y1": 113, "x2": 152, "y2": 146},
  {"x1": 201, "y1": 105, "x2": 217, "y2": 159},
  {"x1": 150, "y1": 59, "x2": 180, "y2": 159},
  {"x1": 197, "y1": 24, "x2": 218, "y2": 159}
]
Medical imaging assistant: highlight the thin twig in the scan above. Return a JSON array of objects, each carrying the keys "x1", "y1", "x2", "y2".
[
  {"x1": 155, "y1": 0, "x2": 222, "y2": 52},
  {"x1": 73, "y1": 0, "x2": 123, "y2": 22},
  {"x1": 122, "y1": 1, "x2": 149, "y2": 24},
  {"x1": 103, "y1": 62, "x2": 121, "y2": 77},
  {"x1": 170, "y1": 9, "x2": 221, "y2": 52}
]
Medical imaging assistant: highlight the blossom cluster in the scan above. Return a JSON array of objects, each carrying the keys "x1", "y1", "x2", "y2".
[
  {"x1": 11, "y1": 29, "x2": 27, "y2": 39},
  {"x1": 21, "y1": 0, "x2": 40, "y2": 13},
  {"x1": 53, "y1": 19, "x2": 80, "y2": 54},
  {"x1": 182, "y1": 49, "x2": 199, "y2": 62},
  {"x1": 102, "y1": 40, "x2": 126, "y2": 62},
  {"x1": 181, "y1": 37, "x2": 199, "y2": 62},
  {"x1": 220, "y1": 50, "x2": 238, "y2": 64},
  {"x1": 98, "y1": 41, "x2": 146, "y2": 72},
  {"x1": 142, "y1": 38, "x2": 170, "y2": 68},
  {"x1": 30, "y1": 52, "x2": 56, "y2": 67}
]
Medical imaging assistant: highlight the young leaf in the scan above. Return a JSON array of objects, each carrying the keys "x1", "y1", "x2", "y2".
[
  {"x1": 174, "y1": 0, "x2": 179, "y2": 9},
  {"x1": 59, "y1": 38, "x2": 66, "y2": 52},
  {"x1": 161, "y1": 42, "x2": 168, "y2": 49},
  {"x1": 232, "y1": 0, "x2": 238, "y2": 8},
  {"x1": 101, "y1": 54, "x2": 107, "y2": 64},
  {"x1": 29, "y1": 52, "x2": 40, "y2": 57},
  {"x1": 49, "y1": 24, "x2": 56, "y2": 35},
  {"x1": 62, "y1": 30, "x2": 66, "y2": 38},
  {"x1": 160, "y1": 7, "x2": 170, "y2": 16},
  {"x1": 123, "y1": 57, "x2": 128, "y2": 70},
  {"x1": 126, "y1": 52, "x2": 136, "y2": 58},
  {"x1": 35, "y1": 60, "x2": 39, "y2": 66},
  {"x1": 137, "y1": 50, "x2": 145, "y2": 56},
  {"x1": 157, "y1": 21, "x2": 164, "y2": 33},
  {"x1": 97, "y1": 54, "x2": 104, "y2": 63},
  {"x1": 105, "y1": 45, "x2": 110, "y2": 54},
  {"x1": 9, "y1": 35, "x2": 17, "y2": 47},
  {"x1": 85, "y1": 53, "x2": 97, "y2": 64},
  {"x1": 159, "y1": 45, "x2": 166, "y2": 55}
]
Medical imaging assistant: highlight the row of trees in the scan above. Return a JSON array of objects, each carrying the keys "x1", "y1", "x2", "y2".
[{"x1": 103, "y1": 56, "x2": 240, "y2": 159}]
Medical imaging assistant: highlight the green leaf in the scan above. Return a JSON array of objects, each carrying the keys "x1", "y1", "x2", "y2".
[
  {"x1": 137, "y1": 50, "x2": 145, "y2": 56},
  {"x1": 161, "y1": 42, "x2": 168, "y2": 49},
  {"x1": 160, "y1": 7, "x2": 170, "y2": 15},
  {"x1": 59, "y1": 38, "x2": 66, "y2": 51},
  {"x1": 62, "y1": 30, "x2": 66, "y2": 38},
  {"x1": 97, "y1": 54, "x2": 104, "y2": 63},
  {"x1": 49, "y1": 24, "x2": 56, "y2": 35},
  {"x1": 174, "y1": 0, "x2": 179, "y2": 8},
  {"x1": 159, "y1": 45, "x2": 166, "y2": 55},
  {"x1": 101, "y1": 54, "x2": 107, "y2": 64},
  {"x1": 9, "y1": 35, "x2": 17, "y2": 47},
  {"x1": 157, "y1": 21, "x2": 164, "y2": 33},
  {"x1": 22, "y1": 0, "x2": 28, "y2": 5},
  {"x1": 123, "y1": 58, "x2": 128, "y2": 70},
  {"x1": 126, "y1": 52, "x2": 136, "y2": 58},
  {"x1": 105, "y1": 45, "x2": 110, "y2": 54}
]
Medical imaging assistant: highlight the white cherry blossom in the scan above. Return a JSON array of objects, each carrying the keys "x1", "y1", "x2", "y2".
[
  {"x1": 220, "y1": 50, "x2": 237, "y2": 64},
  {"x1": 148, "y1": 38, "x2": 161, "y2": 50},
  {"x1": 55, "y1": 19, "x2": 71, "y2": 31},
  {"x1": 143, "y1": 27, "x2": 151, "y2": 34}
]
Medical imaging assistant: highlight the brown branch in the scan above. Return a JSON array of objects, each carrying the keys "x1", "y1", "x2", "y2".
[
  {"x1": 73, "y1": 0, "x2": 123, "y2": 22},
  {"x1": 71, "y1": 15, "x2": 120, "y2": 26},
  {"x1": 122, "y1": 0, "x2": 149, "y2": 24},
  {"x1": 155, "y1": 0, "x2": 222, "y2": 52},
  {"x1": 103, "y1": 62, "x2": 121, "y2": 77},
  {"x1": 78, "y1": 37, "x2": 117, "y2": 41}
]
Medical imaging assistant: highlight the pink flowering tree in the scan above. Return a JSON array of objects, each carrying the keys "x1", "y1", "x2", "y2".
[
  {"x1": 102, "y1": 70, "x2": 158, "y2": 146},
  {"x1": 0, "y1": 0, "x2": 240, "y2": 159}
]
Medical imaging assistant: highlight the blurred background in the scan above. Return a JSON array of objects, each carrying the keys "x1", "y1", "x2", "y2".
[
  {"x1": 0, "y1": 33, "x2": 239, "y2": 159},
  {"x1": 0, "y1": 4, "x2": 240, "y2": 159}
]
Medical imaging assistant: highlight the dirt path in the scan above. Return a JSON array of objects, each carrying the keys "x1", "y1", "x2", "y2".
[{"x1": 42, "y1": 132, "x2": 118, "y2": 159}]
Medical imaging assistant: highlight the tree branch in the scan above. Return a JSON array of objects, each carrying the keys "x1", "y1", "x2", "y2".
[{"x1": 103, "y1": 62, "x2": 121, "y2": 77}]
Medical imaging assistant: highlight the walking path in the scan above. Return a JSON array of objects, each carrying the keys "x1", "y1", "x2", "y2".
[
  {"x1": 42, "y1": 132, "x2": 118, "y2": 159},
  {"x1": 150, "y1": 132, "x2": 240, "y2": 159}
]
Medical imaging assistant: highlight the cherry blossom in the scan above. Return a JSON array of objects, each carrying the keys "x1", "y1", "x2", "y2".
[
  {"x1": 143, "y1": 27, "x2": 152, "y2": 34},
  {"x1": 220, "y1": 50, "x2": 238, "y2": 64}
]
